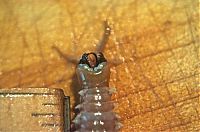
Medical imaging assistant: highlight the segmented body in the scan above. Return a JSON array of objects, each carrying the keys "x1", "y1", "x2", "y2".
[
  {"x1": 52, "y1": 21, "x2": 121, "y2": 131},
  {"x1": 73, "y1": 62, "x2": 119, "y2": 132}
]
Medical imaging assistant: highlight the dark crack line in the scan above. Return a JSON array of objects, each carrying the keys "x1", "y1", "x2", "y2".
[
  {"x1": 0, "y1": 0, "x2": 18, "y2": 74},
  {"x1": 121, "y1": 94, "x2": 199, "y2": 121},
  {"x1": 34, "y1": 25, "x2": 47, "y2": 86},
  {"x1": 160, "y1": 118, "x2": 200, "y2": 131},
  {"x1": 144, "y1": 0, "x2": 199, "y2": 129},
  {"x1": 138, "y1": 39, "x2": 195, "y2": 60},
  {"x1": 118, "y1": 27, "x2": 173, "y2": 129}
]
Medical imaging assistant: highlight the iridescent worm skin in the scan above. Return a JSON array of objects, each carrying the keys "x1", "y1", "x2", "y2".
[
  {"x1": 52, "y1": 21, "x2": 122, "y2": 132},
  {"x1": 73, "y1": 52, "x2": 121, "y2": 132}
]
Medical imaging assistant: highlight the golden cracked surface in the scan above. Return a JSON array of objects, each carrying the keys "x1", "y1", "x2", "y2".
[{"x1": 0, "y1": 0, "x2": 199, "y2": 131}]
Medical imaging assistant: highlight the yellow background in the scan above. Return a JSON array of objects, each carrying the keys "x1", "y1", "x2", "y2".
[{"x1": 0, "y1": 0, "x2": 199, "y2": 131}]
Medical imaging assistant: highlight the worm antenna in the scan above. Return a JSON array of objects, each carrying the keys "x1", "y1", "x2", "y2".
[
  {"x1": 96, "y1": 20, "x2": 111, "y2": 53},
  {"x1": 52, "y1": 45, "x2": 79, "y2": 64}
]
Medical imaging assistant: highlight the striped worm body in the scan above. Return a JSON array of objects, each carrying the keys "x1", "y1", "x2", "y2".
[
  {"x1": 52, "y1": 21, "x2": 121, "y2": 131},
  {"x1": 73, "y1": 53, "x2": 121, "y2": 132}
]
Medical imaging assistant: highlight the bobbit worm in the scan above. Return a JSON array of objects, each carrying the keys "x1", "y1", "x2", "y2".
[{"x1": 53, "y1": 21, "x2": 122, "y2": 132}]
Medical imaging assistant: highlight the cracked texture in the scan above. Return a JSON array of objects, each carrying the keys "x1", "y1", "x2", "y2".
[{"x1": 0, "y1": 0, "x2": 199, "y2": 131}]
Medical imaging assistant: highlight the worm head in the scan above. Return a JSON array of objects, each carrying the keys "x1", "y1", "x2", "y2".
[{"x1": 79, "y1": 52, "x2": 107, "y2": 68}]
